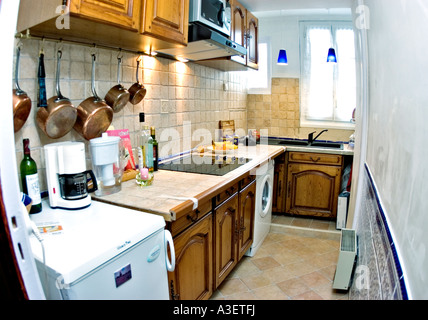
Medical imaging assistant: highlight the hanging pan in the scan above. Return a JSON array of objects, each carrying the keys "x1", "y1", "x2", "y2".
[
  {"x1": 128, "y1": 57, "x2": 146, "y2": 105},
  {"x1": 105, "y1": 55, "x2": 130, "y2": 113},
  {"x1": 73, "y1": 53, "x2": 113, "y2": 140},
  {"x1": 36, "y1": 50, "x2": 77, "y2": 139},
  {"x1": 12, "y1": 46, "x2": 31, "y2": 133}
]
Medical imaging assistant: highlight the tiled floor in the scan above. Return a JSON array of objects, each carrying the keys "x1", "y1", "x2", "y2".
[{"x1": 211, "y1": 214, "x2": 348, "y2": 300}]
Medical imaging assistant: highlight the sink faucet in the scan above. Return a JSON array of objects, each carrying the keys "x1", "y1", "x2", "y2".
[{"x1": 308, "y1": 129, "x2": 328, "y2": 144}]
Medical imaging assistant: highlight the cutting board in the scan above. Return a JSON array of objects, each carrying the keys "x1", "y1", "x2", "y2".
[{"x1": 219, "y1": 120, "x2": 235, "y2": 137}]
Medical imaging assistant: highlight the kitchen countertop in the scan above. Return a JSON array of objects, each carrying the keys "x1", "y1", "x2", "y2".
[
  {"x1": 92, "y1": 145, "x2": 285, "y2": 221},
  {"x1": 92, "y1": 141, "x2": 353, "y2": 222}
]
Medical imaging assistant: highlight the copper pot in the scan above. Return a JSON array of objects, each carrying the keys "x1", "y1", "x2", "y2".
[
  {"x1": 128, "y1": 58, "x2": 146, "y2": 105},
  {"x1": 105, "y1": 57, "x2": 130, "y2": 113},
  {"x1": 37, "y1": 50, "x2": 77, "y2": 139},
  {"x1": 12, "y1": 47, "x2": 31, "y2": 133},
  {"x1": 73, "y1": 54, "x2": 113, "y2": 140}
]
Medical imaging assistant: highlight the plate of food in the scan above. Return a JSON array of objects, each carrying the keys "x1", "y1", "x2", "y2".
[{"x1": 207, "y1": 141, "x2": 237, "y2": 154}]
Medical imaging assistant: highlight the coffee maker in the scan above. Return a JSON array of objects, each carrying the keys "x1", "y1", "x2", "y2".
[{"x1": 44, "y1": 142, "x2": 97, "y2": 209}]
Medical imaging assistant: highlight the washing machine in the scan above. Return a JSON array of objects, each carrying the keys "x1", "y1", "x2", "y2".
[{"x1": 245, "y1": 159, "x2": 274, "y2": 257}]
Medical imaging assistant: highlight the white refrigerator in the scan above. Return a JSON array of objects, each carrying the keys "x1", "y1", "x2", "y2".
[{"x1": 29, "y1": 199, "x2": 175, "y2": 300}]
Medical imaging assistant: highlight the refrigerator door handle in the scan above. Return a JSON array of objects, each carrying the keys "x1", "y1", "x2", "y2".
[{"x1": 164, "y1": 229, "x2": 175, "y2": 272}]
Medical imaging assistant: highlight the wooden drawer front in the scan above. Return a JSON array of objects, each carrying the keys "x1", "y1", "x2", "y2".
[
  {"x1": 240, "y1": 174, "x2": 255, "y2": 190},
  {"x1": 170, "y1": 200, "x2": 212, "y2": 237},
  {"x1": 288, "y1": 152, "x2": 343, "y2": 166},
  {"x1": 214, "y1": 183, "x2": 239, "y2": 208}
]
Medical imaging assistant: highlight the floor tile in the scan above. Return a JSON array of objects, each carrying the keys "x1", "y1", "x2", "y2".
[{"x1": 210, "y1": 215, "x2": 348, "y2": 301}]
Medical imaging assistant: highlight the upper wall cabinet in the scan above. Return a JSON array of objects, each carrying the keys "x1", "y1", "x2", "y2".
[
  {"x1": 230, "y1": 0, "x2": 258, "y2": 70},
  {"x1": 142, "y1": 0, "x2": 189, "y2": 45},
  {"x1": 196, "y1": 0, "x2": 258, "y2": 71},
  {"x1": 17, "y1": 0, "x2": 188, "y2": 53},
  {"x1": 69, "y1": 0, "x2": 141, "y2": 31}
]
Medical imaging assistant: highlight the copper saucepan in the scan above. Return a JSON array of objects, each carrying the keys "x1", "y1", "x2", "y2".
[
  {"x1": 128, "y1": 58, "x2": 146, "y2": 105},
  {"x1": 36, "y1": 50, "x2": 77, "y2": 139},
  {"x1": 12, "y1": 46, "x2": 32, "y2": 133},
  {"x1": 73, "y1": 54, "x2": 113, "y2": 140},
  {"x1": 105, "y1": 56, "x2": 130, "y2": 113}
]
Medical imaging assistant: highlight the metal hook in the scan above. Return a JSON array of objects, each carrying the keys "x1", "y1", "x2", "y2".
[
  {"x1": 117, "y1": 48, "x2": 123, "y2": 61},
  {"x1": 39, "y1": 37, "x2": 45, "y2": 55}
]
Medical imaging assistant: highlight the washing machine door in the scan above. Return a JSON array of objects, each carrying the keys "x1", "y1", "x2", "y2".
[{"x1": 260, "y1": 174, "x2": 273, "y2": 218}]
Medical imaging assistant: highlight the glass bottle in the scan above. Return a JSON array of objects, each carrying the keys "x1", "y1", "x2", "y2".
[
  {"x1": 138, "y1": 113, "x2": 153, "y2": 173},
  {"x1": 150, "y1": 126, "x2": 158, "y2": 172},
  {"x1": 20, "y1": 139, "x2": 42, "y2": 214}
]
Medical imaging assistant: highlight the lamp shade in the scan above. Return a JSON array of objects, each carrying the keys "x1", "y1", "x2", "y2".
[
  {"x1": 277, "y1": 49, "x2": 288, "y2": 65},
  {"x1": 327, "y1": 48, "x2": 337, "y2": 63}
]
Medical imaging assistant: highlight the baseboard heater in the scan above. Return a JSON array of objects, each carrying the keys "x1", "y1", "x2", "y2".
[{"x1": 333, "y1": 228, "x2": 358, "y2": 290}]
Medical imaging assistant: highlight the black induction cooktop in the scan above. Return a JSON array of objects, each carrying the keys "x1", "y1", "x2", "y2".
[{"x1": 159, "y1": 155, "x2": 251, "y2": 176}]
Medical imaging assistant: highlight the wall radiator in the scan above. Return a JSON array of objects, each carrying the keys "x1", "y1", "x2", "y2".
[{"x1": 333, "y1": 228, "x2": 357, "y2": 290}]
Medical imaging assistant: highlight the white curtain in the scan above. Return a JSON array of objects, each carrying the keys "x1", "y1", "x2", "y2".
[{"x1": 300, "y1": 21, "x2": 356, "y2": 124}]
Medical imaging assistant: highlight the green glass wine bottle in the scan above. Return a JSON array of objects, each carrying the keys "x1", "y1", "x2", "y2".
[{"x1": 20, "y1": 139, "x2": 42, "y2": 214}]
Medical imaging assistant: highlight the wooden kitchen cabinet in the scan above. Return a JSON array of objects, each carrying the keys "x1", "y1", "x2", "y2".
[
  {"x1": 17, "y1": 0, "x2": 188, "y2": 55},
  {"x1": 69, "y1": 0, "x2": 141, "y2": 31},
  {"x1": 168, "y1": 173, "x2": 256, "y2": 299},
  {"x1": 273, "y1": 152, "x2": 286, "y2": 213},
  {"x1": 286, "y1": 152, "x2": 343, "y2": 218},
  {"x1": 214, "y1": 194, "x2": 239, "y2": 288},
  {"x1": 142, "y1": 0, "x2": 189, "y2": 45},
  {"x1": 168, "y1": 213, "x2": 213, "y2": 300},
  {"x1": 245, "y1": 10, "x2": 258, "y2": 69},
  {"x1": 238, "y1": 180, "x2": 255, "y2": 259},
  {"x1": 229, "y1": 0, "x2": 258, "y2": 70}
]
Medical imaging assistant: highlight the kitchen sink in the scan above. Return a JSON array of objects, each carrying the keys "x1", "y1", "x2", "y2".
[
  {"x1": 277, "y1": 140, "x2": 308, "y2": 146},
  {"x1": 310, "y1": 142, "x2": 343, "y2": 149},
  {"x1": 275, "y1": 140, "x2": 343, "y2": 149}
]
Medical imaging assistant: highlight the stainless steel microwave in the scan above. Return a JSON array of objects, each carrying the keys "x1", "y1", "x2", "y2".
[{"x1": 189, "y1": 0, "x2": 231, "y2": 37}]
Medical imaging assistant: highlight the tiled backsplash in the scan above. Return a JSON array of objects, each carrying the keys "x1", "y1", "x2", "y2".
[
  {"x1": 13, "y1": 39, "x2": 248, "y2": 191},
  {"x1": 349, "y1": 164, "x2": 407, "y2": 300},
  {"x1": 247, "y1": 78, "x2": 354, "y2": 142}
]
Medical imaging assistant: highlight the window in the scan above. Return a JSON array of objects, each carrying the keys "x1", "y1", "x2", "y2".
[
  {"x1": 300, "y1": 21, "x2": 356, "y2": 129},
  {"x1": 247, "y1": 42, "x2": 271, "y2": 94}
]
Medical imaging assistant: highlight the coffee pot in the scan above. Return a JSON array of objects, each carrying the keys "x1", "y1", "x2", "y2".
[{"x1": 44, "y1": 142, "x2": 97, "y2": 209}]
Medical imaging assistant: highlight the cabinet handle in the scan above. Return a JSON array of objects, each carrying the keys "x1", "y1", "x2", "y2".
[
  {"x1": 310, "y1": 156, "x2": 321, "y2": 163},
  {"x1": 288, "y1": 181, "x2": 291, "y2": 198},
  {"x1": 186, "y1": 209, "x2": 199, "y2": 223}
]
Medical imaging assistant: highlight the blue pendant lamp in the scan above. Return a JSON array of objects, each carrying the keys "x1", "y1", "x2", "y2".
[
  {"x1": 327, "y1": 48, "x2": 337, "y2": 63},
  {"x1": 327, "y1": 25, "x2": 337, "y2": 63},
  {"x1": 277, "y1": 49, "x2": 288, "y2": 65}
]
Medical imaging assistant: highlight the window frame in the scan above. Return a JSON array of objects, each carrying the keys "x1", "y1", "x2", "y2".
[
  {"x1": 247, "y1": 41, "x2": 272, "y2": 94},
  {"x1": 299, "y1": 20, "x2": 356, "y2": 130}
]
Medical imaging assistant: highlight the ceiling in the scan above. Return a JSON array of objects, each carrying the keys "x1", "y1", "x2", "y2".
[{"x1": 238, "y1": 0, "x2": 353, "y2": 15}]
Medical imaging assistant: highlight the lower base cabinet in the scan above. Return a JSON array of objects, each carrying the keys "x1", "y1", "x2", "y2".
[
  {"x1": 168, "y1": 176, "x2": 256, "y2": 300},
  {"x1": 168, "y1": 214, "x2": 213, "y2": 300}
]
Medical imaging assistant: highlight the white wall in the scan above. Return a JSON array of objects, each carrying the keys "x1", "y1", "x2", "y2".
[{"x1": 362, "y1": 0, "x2": 428, "y2": 299}]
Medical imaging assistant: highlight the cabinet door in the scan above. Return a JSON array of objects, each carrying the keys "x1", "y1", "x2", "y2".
[
  {"x1": 230, "y1": 0, "x2": 246, "y2": 65},
  {"x1": 142, "y1": 0, "x2": 189, "y2": 45},
  {"x1": 273, "y1": 154, "x2": 286, "y2": 213},
  {"x1": 286, "y1": 163, "x2": 342, "y2": 218},
  {"x1": 70, "y1": 0, "x2": 141, "y2": 31},
  {"x1": 214, "y1": 194, "x2": 239, "y2": 288},
  {"x1": 238, "y1": 182, "x2": 255, "y2": 260},
  {"x1": 169, "y1": 214, "x2": 212, "y2": 300},
  {"x1": 245, "y1": 10, "x2": 258, "y2": 69}
]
